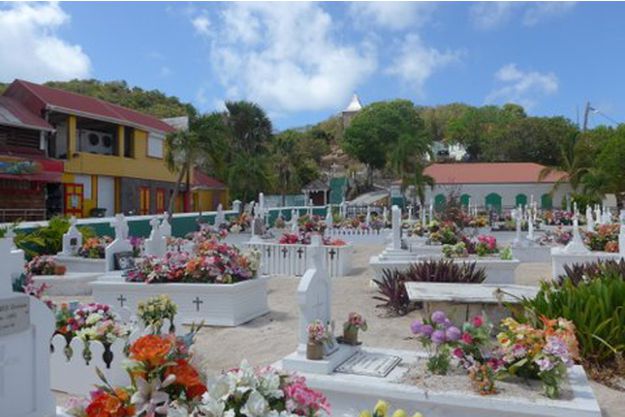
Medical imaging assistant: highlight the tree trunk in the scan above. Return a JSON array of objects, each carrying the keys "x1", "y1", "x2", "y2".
[{"x1": 168, "y1": 163, "x2": 188, "y2": 218}]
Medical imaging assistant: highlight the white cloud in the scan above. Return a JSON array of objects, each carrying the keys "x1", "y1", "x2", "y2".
[
  {"x1": 348, "y1": 2, "x2": 435, "y2": 31},
  {"x1": 191, "y1": 15, "x2": 210, "y2": 36},
  {"x1": 523, "y1": 2, "x2": 576, "y2": 26},
  {"x1": 386, "y1": 34, "x2": 461, "y2": 96},
  {"x1": 470, "y1": 2, "x2": 576, "y2": 30},
  {"x1": 486, "y1": 64, "x2": 558, "y2": 109},
  {"x1": 0, "y1": 3, "x2": 91, "y2": 83},
  {"x1": 198, "y1": 3, "x2": 376, "y2": 114}
]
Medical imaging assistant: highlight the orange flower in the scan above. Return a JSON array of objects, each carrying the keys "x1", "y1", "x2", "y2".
[
  {"x1": 165, "y1": 359, "x2": 207, "y2": 399},
  {"x1": 86, "y1": 391, "x2": 134, "y2": 417},
  {"x1": 129, "y1": 335, "x2": 173, "y2": 367}
]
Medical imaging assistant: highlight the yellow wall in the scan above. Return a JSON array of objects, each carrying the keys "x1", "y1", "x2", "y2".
[
  {"x1": 64, "y1": 121, "x2": 177, "y2": 182},
  {"x1": 192, "y1": 189, "x2": 229, "y2": 211}
]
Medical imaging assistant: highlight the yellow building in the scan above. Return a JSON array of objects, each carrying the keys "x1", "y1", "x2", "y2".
[{"x1": 2, "y1": 80, "x2": 228, "y2": 217}]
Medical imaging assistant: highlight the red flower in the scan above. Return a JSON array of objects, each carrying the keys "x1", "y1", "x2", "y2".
[
  {"x1": 461, "y1": 332, "x2": 473, "y2": 344},
  {"x1": 472, "y1": 315, "x2": 483, "y2": 328},
  {"x1": 164, "y1": 359, "x2": 207, "y2": 399}
]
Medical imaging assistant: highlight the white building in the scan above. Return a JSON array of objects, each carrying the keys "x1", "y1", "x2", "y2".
[
  {"x1": 342, "y1": 94, "x2": 363, "y2": 129},
  {"x1": 422, "y1": 162, "x2": 571, "y2": 211}
]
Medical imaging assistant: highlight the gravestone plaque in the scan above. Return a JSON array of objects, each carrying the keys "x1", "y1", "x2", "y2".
[
  {"x1": 0, "y1": 295, "x2": 30, "y2": 337},
  {"x1": 335, "y1": 351, "x2": 401, "y2": 377},
  {"x1": 114, "y1": 251, "x2": 135, "y2": 271}
]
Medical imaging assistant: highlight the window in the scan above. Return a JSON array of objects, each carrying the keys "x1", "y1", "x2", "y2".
[
  {"x1": 485, "y1": 193, "x2": 502, "y2": 213},
  {"x1": 147, "y1": 132, "x2": 164, "y2": 158},
  {"x1": 434, "y1": 194, "x2": 446, "y2": 210},
  {"x1": 139, "y1": 187, "x2": 151, "y2": 215},
  {"x1": 124, "y1": 127, "x2": 134, "y2": 158},
  {"x1": 155, "y1": 188, "x2": 165, "y2": 214}
]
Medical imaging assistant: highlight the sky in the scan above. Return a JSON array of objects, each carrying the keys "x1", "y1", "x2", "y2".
[{"x1": 1, "y1": 1, "x2": 624, "y2": 130}]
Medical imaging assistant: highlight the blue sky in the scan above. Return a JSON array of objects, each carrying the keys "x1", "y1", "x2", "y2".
[{"x1": 1, "y1": 2, "x2": 624, "y2": 130}]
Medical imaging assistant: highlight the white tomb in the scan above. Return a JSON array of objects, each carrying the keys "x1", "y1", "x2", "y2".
[
  {"x1": 0, "y1": 241, "x2": 58, "y2": 417},
  {"x1": 104, "y1": 214, "x2": 133, "y2": 273},
  {"x1": 159, "y1": 213, "x2": 172, "y2": 238},
  {"x1": 214, "y1": 203, "x2": 226, "y2": 226},
  {"x1": 60, "y1": 216, "x2": 82, "y2": 256},
  {"x1": 281, "y1": 236, "x2": 360, "y2": 374},
  {"x1": 0, "y1": 232, "x2": 26, "y2": 287}
]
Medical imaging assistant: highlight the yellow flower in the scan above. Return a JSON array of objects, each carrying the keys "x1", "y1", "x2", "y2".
[
  {"x1": 412, "y1": 413, "x2": 424, "y2": 417},
  {"x1": 360, "y1": 412, "x2": 373, "y2": 417},
  {"x1": 392, "y1": 410, "x2": 407, "y2": 417},
  {"x1": 374, "y1": 400, "x2": 390, "y2": 417}
]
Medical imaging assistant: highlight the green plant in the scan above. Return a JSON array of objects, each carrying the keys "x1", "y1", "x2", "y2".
[
  {"x1": 521, "y1": 272, "x2": 625, "y2": 366},
  {"x1": 374, "y1": 260, "x2": 486, "y2": 315},
  {"x1": 557, "y1": 259, "x2": 625, "y2": 286},
  {"x1": 499, "y1": 247, "x2": 513, "y2": 260},
  {"x1": 13, "y1": 217, "x2": 95, "y2": 259}
]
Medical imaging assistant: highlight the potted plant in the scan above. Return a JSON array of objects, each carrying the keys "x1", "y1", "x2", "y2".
[
  {"x1": 306, "y1": 320, "x2": 329, "y2": 360},
  {"x1": 343, "y1": 312, "x2": 367, "y2": 345}
]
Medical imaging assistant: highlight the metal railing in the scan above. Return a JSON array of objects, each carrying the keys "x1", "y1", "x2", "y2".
[{"x1": 0, "y1": 208, "x2": 46, "y2": 222}]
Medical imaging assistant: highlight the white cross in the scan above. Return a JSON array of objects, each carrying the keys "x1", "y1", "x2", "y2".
[
  {"x1": 0, "y1": 344, "x2": 18, "y2": 396},
  {"x1": 312, "y1": 291, "x2": 326, "y2": 320}
]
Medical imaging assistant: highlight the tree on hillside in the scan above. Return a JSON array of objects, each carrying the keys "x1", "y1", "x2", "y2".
[
  {"x1": 539, "y1": 131, "x2": 592, "y2": 193},
  {"x1": 342, "y1": 99, "x2": 430, "y2": 186},
  {"x1": 271, "y1": 131, "x2": 301, "y2": 206},
  {"x1": 224, "y1": 101, "x2": 273, "y2": 155}
]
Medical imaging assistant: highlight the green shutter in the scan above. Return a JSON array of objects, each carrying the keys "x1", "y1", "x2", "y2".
[
  {"x1": 484, "y1": 193, "x2": 502, "y2": 213},
  {"x1": 515, "y1": 194, "x2": 528, "y2": 207}
]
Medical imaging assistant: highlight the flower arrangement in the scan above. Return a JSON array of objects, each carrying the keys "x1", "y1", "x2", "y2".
[
  {"x1": 298, "y1": 214, "x2": 326, "y2": 233},
  {"x1": 78, "y1": 236, "x2": 113, "y2": 259},
  {"x1": 410, "y1": 310, "x2": 462, "y2": 375},
  {"x1": 496, "y1": 317, "x2": 578, "y2": 398},
  {"x1": 468, "y1": 215, "x2": 489, "y2": 228},
  {"x1": 67, "y1": 330, "x2": 205, "y2": 417},
  {"x1": 167, "y1": 360, "x2": 331, "y2": 417},
  {"x1": 307, "y1": 320, "x2": 331, "y2": 360},
  {"x1": 25, "y1": 255, "x2": 61, "y2": 275},
  {"x1": 54, "y1": 302, "x2": 129, "y2": 346},
  {"x1": 542, "y1": 210, "x2": 576, "y2": 226},
  {"x1": 360, "y1": 400, "x2": 424, "y2": 417},
  {"x1": 129, "y1": 236, "x2": 144, "y2": 257},
  {"x1": 137, "y1": 295, "x2": 178, "y2": 334},
  {"x1": 537, "y1": 227, "x2": 572, "y2": 246},
  {"x1": 343, "y1": 312, "x2": 367, "y2": 344},
  {"x1": 584, "y1": 224, "x2": 619, "y2": 252},
  {"x1": 126, "y1": 241, "x2": 260, "y2": 284},
  {"x1": 188, "y1": 224, "x2": 228, "y2": 244},
  {"x1": 442, "y1": 235, "x2": 500, "y2": 258},
  {"x1": 428, "y1": 222, "x2": 459, "y2": 245},
  {"x1": 279, "y1": 232, "x2": 347, "y2": 246}
]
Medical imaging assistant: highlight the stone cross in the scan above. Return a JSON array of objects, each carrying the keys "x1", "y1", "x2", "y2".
[
  {"x1": 428, "y1": 201, "x2": 433, "y2": 222},
  {"x1": 365, "y1": 206, "x2": 371, "y2": 225},
  {"x1": 214, "y1": 203, "x2": 225, "y2": 226},
  {"x1": 296, "y1": 235, "x2": 331, "y2": 352},
  {"x1": 391, "y1": 205, "x2": 401, "y2": 251},
  {"x1": 408, "y1": 206, "x2": 413, "y2": 221},
  {"x1": 526, "y1": 206, "x2": 535, "y2": 241},
  {"x1": 595, "y1": 205, "x2": 602, "y2": 226},
  {"x1": 111, "y1": 214, "x2": 127, "y2": 240},
  {"x1": 258, "y1": 193, "x2": 265, "y2": 216},
  {"x1": 340, "y1": 200, "x2": 346, "y2": 219},
  {"x1": 61, "y1": 216, "x2": 82, "y2": 256},
  {"x1": 382, "y1": 206, "x2": 389, "y2": 224},
  {"x1": 159, "y1": 214, "x2": 172, "y2": 238}
]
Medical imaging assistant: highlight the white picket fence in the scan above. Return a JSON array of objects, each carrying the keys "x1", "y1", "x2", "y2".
[
  {"x1": 245, "y1": 241, "x2": 353, "y2": 277},
  {"x1": 325, "y1": 227, "x2": 390, "y2": 245}
]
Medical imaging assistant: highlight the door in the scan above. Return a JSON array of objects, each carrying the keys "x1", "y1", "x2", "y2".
[
  {"x1": 485, "y1": 193, "x2": 502, "y2": 213},
  {"x1": 97, "y1": 176, "x2": 115, "y2": 217},
  {"x1": 155, "y1": 188, "x2": 165, "y2": 214},
  {"x1": 139, "y1": 187, "x2": 150, "y2": 215},
  {"x1": 64, "y1": 183, "x2": 83, "y2": 217}
]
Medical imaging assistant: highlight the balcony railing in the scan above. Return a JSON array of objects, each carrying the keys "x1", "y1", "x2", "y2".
[{"x1": 0, "y1": 208, "x2": 46, "y2": 223}]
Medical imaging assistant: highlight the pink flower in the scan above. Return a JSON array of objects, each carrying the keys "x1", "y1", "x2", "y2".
[
  {"x1": 461, "y1": 332, "x2": 473, "y2": 344},
  {"x1": 472, "y1": 315, "x2": 483, "y2": 328}
]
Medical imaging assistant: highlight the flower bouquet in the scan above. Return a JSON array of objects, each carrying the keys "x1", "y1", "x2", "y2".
[
  {"x1": 67, "y1": 331, "x2": 205, "y2": 417},
  {"x1": 496, "y1": 317, "x2": 578, "y2": 398},
  {"x1": 129, "y1": 236, "x2": 144, "y2": 257},
  {"x1": 584, "y1": 224, "x2": 619, "y2": 252},
  {"x1": 137, "y1": 295, "x2": 178, "y2": 334},
  {"x1": 410, "y1": 310, "x2": 461, "y2": 375},
  {"x1": 167, "y1": 359, "x2": 330, "y2": 417},
  {"x1": 342, "y1": 312, "x2": 367, "y2": 345},
  {"x1": 306, "y1": 320, "x2": 331, "y2": 360},
  {"x1": 360, "y1": 400, "x2": 423, "y2": 417},
  {"x1": 26, "y1": 255, "x2": 63, "y2": 275},
  {"x1": 78, "y1": 236, "x2": 113, "y2": 259}
]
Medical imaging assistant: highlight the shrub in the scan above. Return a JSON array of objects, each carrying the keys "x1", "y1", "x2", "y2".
[
  {"x1": 13, "y1": 216, "x2": 95, "y2": 259},
  {"x1": 521, "y1": 271, "x2": 625, "y2": 366},
  {"x1": 557, "y1": 259, "x2": 625, "y2": 286},
  {"x1": 373, "y1": 260, "x2": 486, "y2": 315}
]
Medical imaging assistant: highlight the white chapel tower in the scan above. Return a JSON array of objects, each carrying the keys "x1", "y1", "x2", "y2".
[{"x1": 342, "y1": 93, "x2": 363, "y2": 129}]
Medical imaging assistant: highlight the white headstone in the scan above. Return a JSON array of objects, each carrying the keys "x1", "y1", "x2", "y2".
[
  {"x1": 258, "y1": 193, "x2": 265, "y2": 215},
  {"x1": 144, "y1": 218, "x2": 166, "y2": 258},
  {"x1": 526, "y1": 207, "x2": 535, "y2": 241},
  {"x1": 232, "y1": 200, "x2": 242, "y2": 213},
  {"x1": 297, "y1": 235, "x2": 331, "y2": 352},
  {"x1": 159, "y1": 214, "x2": 172, "y2": 238},
  {"x1": 0, "y1": 242, "x2": 56, "y2": 417},
  {"x1": 214, "y1": 204, "x2": 225, "y2": 226},
  {"x1": 105, "y1": 215, "x2": 133, "y2": 272},
  {"x1": 61, "y1": 216, "x2": 82, "y2": 256},
  {"x1": 325, "y1": 207, "x2": 333, "y2": 229},
  {"x1": 391, "y1": 205, "x2": 401, "y2": 251},
  {"x1": 602, "y1": 207, "x2": 611, "y2": 225},
  {"x1": 382, "y1": 206, "x2": 389, "y2": 224},
  {"x1": 595, "y1": 205, "x2": 602, "y2": 226},
  {"x1": 365, "y1": 206, "x2": 371, "y2": 226},
  {"x1": 586, "y1": 205, "x2": 595, "y2": 231},
  {"x1": 563, "y1": 212, "x2": 590, "y2": 255}
]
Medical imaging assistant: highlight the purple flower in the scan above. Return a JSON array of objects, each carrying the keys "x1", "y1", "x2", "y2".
[
  {"x1": 410, "y1": 320, "x2": 423, "y2": 334},
  {"x1": 535, "y1": 358, "x2": 555, "y2": 372},
  {"x1": 431, "y1": 310, "x2": 447, "y2": 324},
  {"x1": 445, "y1": 326, "x2": 461, "y2": 341},
  {"x1": 431, "y1": 330, "x2": 447, "y2": 344},
  {"x1": 420, "y1": 324, "x2": 434, "y2": 336}
]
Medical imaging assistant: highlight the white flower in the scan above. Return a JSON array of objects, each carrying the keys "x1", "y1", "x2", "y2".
[
  {"x1": 197, "y1": 397, "x2": 235, "y2": 417},
  {"x1": 167, "y1": 403, "x2": 190, "y2": 417},
  {"x1": 209, "y1": 374, "x2": 236, "y2": 401},
  {"x1": 240, "y1": 390, "x2": 269, "y2": 417},
  {"x1": 131, "y1": 375, "x2": 173, "y2": 416},
  {"x1": 86, "y1": 313, "x2": 103, "y2": 325}
]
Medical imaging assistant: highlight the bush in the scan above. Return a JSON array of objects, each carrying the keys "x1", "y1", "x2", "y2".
[
  {"x1": 521, "y1": 270, "x2": 625, "y2": 366},
  {"x1": 373, "y1": 260, "x2": 487, "y2": 315},
  {"x1": 13, "y1": 216, "x2": 95, "y2": 259},
  {"x1": 557, "y1": 259, "x2": 625, "y2": 286}
]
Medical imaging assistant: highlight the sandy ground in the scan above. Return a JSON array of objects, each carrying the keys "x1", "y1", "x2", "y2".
[{"x1": 51, "y1": 244, "x2": 624, "y2": 417}]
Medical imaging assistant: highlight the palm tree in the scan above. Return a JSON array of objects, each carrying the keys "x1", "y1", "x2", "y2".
[
  {"x1": 539, "y1": 132, "x2": 590, "y2": 193},
  {"x1": 228, "y1": 154, "x2": 271, "y2": 203},
  {"x1": 408, "y1": 160, "x2": 435, "y2": 206},
  {"x1": 164, "y1": 130, "x2": 201, "y2": 215},
  {"x1": 272, "y1": 133, "x2": 300, "y2": 206}
]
